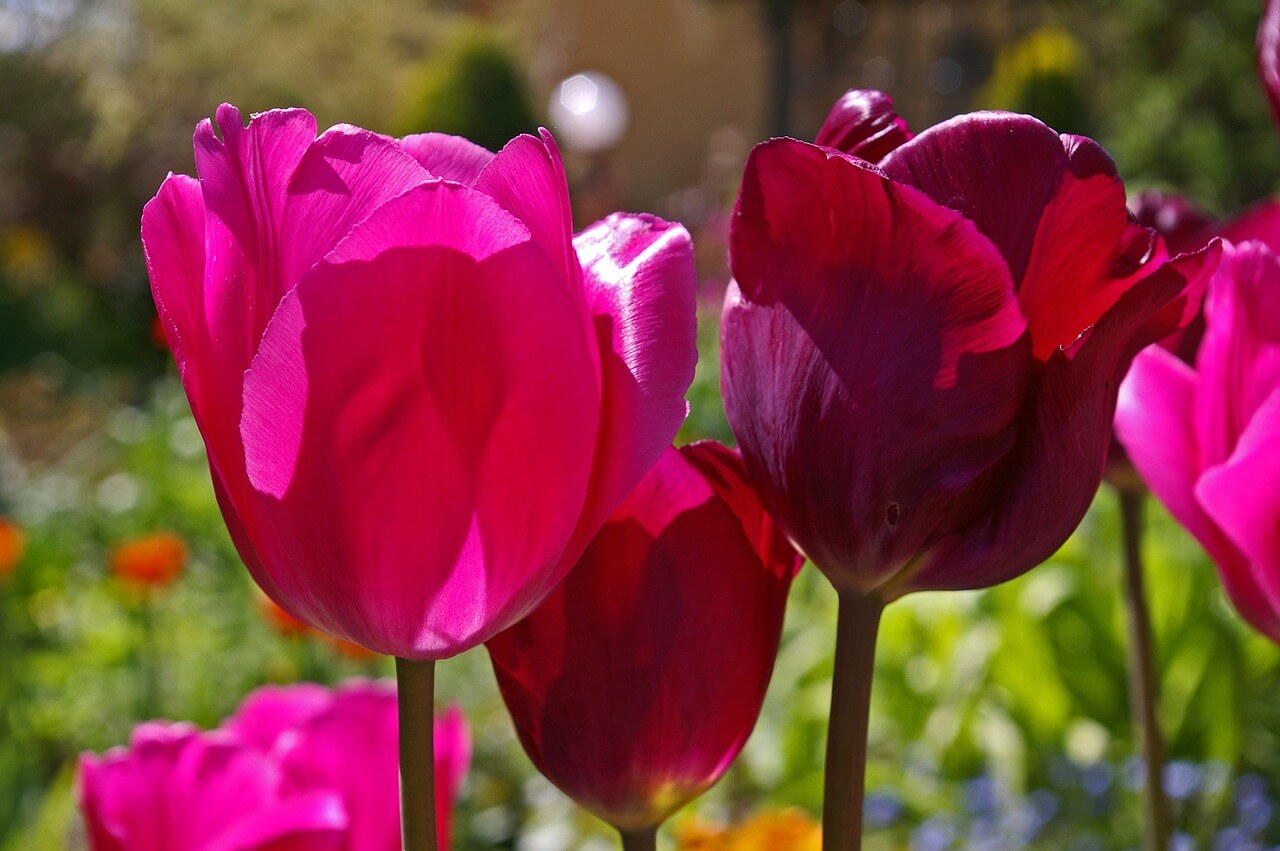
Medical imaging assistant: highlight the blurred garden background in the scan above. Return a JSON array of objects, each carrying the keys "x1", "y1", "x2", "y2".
[{"x1": 3, "y1": 0, "x2": 1280, "y2": 848}]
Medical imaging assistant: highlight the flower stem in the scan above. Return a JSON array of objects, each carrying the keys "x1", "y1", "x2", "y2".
[
  {"x1": 395, "y1": 657, "x2": 438, "y2": 851},
  {"x1": 618, "y1": 827, "x2": 658, "y2": 851},
  {"x1": 822, "y1": 591, "x2": 884, "y2": 851},
  {"x1": 1119, "y1": 488, "x2": 1171, "y2": 851}
]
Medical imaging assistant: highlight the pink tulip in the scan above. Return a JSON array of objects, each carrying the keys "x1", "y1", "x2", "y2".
[
  {"x1": 80, "y1": 681, "x2": 472, "y2": 851},
  {"x1": 143, "y1": 105, "x2": 697, "y2": 659},
  {"x1": 80, "y1": 723, "x2": 346, "y2": 851},
  {"x1": 721, "y1": 90, "x2": 1217, "y2": 597},
  {"x1": 487, "y1": 442, "x2": 801, "y2": 834},
  {"x1": 1116, "y1": 240, "x2": 1280, "y2": 643}
]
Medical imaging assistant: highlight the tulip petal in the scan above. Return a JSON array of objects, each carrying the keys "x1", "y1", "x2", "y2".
[
  {"x1": 1115, "y1": 347, "x2": 1218, "y2": 549},
  {"x1": 277, "y1": 683, "x2": 399, "y2": 851},
  {"x1": 1193, "y1": 241, "x2": 1280, "y2": 470},
  {"x1": 241, "y1": 239, "x2": 601, "y2": 658},
  {"x1": 488, "y1": 444, "x2": 796, "y2": 830},
  {"x1": 1260, "y1": 0, "x2": 1280, "y2": 128},
  {"x1": 474, "y1": 130, "x2": 579, "y2": 288},
  {"x1": 679, "y1": 440, "x2": 803, "y2": 580},
  {"x1": 1130, "y1": 189, "x2": 1216, "y2": 255},
  {"x1": 224, "y1": 683, "x2": 333, "y2": 754},
  {"x1": 80, "y1": 725, "x2": 343, "y2": 851},
  {"x1": 1218, "y1": 199, "x2": 1280, "y2": 252},
  {"x1": 278, "y1": 124, "x2": 431, "y2": 288},
  {"x1": 143, "y1": 173, "x2": 206, "y2": 374},
  {"x1": 724, "y1": 138, "x2": 1029, "y2": 591},
  {"x1": 880, "y1": 112, "x2": 1069, "y2": 284},
  {"x1": 910, "y1": 245, "x2": 1218, "y2": 593},
  {"x1": 1196, "y1": 389, "x2": 1280, "y2": 642},
  {"x1": 813, "y1": 88, "x2": 912, "y2": 161},
  {"x1": 211, "y1": 793, "x2": 348, "y2": 851},
  {"x1": 549, "y1": 213, "x2": 697, "y2": 579},
  {"x1": 326, "y1": 180, "x2": 531, "y2": 266},
  {"x1": 399, "y1": 132, "x2": 496, "y2": 184},
  {"x1": 884, "y1": 115, "x2": 1143, "y2": 360}
]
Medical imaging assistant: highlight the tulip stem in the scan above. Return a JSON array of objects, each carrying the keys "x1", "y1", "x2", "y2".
[
  {"x1": 618, "y1": 827, "x2": 658, "y2": 851},
  {"x1": 396, "y1": 657, "x2": 438, "y2": 851},
  {"x1": 823, "y1": 591, "x2": 884, "y2": 851},
  {"x1": 1119, "y1": 489, "x2": 1171, "y2": 851}
]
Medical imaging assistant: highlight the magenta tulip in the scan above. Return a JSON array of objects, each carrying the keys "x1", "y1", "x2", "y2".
[
  {"x1": 80, "y1": 681, "x2": 472, "y2": 851},
  {"x1": 1116, "y1": 241, "x2": 1280, "y2": 643},
  {"x1": 80, "y1": 723, "x2": 346, "y2": 851},
  {"x1": 143, "y1": 105, "x2": 697, "y2": 661},
  {"x1": 723, "y1": 93, "x2": 1215, "y2": 599},
  {"x1": 487, "y1": 442, "x2": 801, "y2": 847}
]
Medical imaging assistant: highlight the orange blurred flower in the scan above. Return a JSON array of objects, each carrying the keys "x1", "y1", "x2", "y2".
[
  {"x1": 110, "y1": 533, "x2": 186, "y2": 589},
  {"x1": 328, "y1": 637, "x2": 379, "y2": 661},
  {"x1": 676, "y1": 809, "x2": 821, "y2": 851},
  {"x1": 260, "y1": 596, "x2": 310, "y2": 638},
  {"x1": 0, "y1": 518, "x2": 26, "y2": 580},
  {"x1": 259, "y1": 594, "x2": 378, "y2": 661}
]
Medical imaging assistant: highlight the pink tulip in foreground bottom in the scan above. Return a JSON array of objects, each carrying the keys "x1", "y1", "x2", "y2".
[{"x1": 79, "y1": 680, "x2": 470, "y2": 851}]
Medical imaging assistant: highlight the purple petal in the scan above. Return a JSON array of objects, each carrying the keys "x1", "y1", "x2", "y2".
[{"x1": 814, "y1": 88, "x2": 912, "y2": 161}]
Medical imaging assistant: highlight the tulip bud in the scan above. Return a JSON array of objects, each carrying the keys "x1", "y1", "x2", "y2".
[{"x1": 488, "y1": 442, "x2": 800, "y2": 833}]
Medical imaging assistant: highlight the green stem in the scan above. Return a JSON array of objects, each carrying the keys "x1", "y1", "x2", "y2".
[
  {"x1": 1119, "y1": 488, "x2": 1172, "y2": 851},
  {"x1": 618, "y1": 826, "x2": 658, "y2": 851},
  {"x1": 395, "y1": 658, "x2": 438, "y2": 851},
  {"x1": 822, "y1": 591, "x2": 884, "y2": 851},
  {"x1": 139, "y1": 594, "x2": 159, "y2": 719}
]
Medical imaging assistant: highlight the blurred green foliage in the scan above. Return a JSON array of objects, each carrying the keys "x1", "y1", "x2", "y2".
[
  {"x1": 394, "y1": 26, "x2": 538, "y2": 153},
  {"x1": 3, "y1": 351, "x2": 1279, "y2": 848},
  {"x1": 2, "y1": 0, "x2": 1280, "y2": 847},
  {"x1": 1069, "y1": 0, "x2": 1280, "y2": 215}
]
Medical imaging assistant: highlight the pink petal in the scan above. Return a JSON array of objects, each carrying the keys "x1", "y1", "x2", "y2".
[
  {"x1": 143, "y1": 173, "x2": 206, "y2": 375},
  {"x1": 1116, "y1": 346, "x2": 1244, "y2": 569},
  {"x1": 1193, "y1": 241, "x2": 1280, "y2": 471},
  {"x1": 546, "y1": 213, "x2": 697, "y2": 582},
  {"x1": 79, "y1": 725, "x2": 345, "y2": 851},
  {"x1": 241, "y1": 239, "x2": 601, "y2": 658},
  {"x1": 277, "y1": 124, "x2": 431, "y2": 288},
  {"x1": 1196, "y1": 389, "x2": 1280, "y2": 642},
  {"x1": 325, "y1": 180, "x2": 532, "y2": 266},
  {"x1": 487, "y1": 443, "x2": 797, "y2": 830},
  {"x1": 1260, "y1": 0, "x2": 1280, "y2": 128},
  {"x1": 813, "y1": 88, "x2": 913, "y2": 161},
  {"x1": 912, "y1": 244, "x2": 1218, "y2": 593},
  {"x1": 212, "y1": 793, "x2": 348, "y2": 851},
  {"x1": 223, "y1": 683, "x2": 333, "y2": 754},
  {"x1": 723, "y1": 138, "x2": 1029, "y2": 592},
  {"x1": 399, "y1": 132, "x2": 495, "y2": 184},
  {"x1": 277, "y1": 682, "x2": 399, "y2": 851},
  {"x1": 1218, "y1": 198, "x2": 1280, "y2": 254},
  {"x1": 473, "y1": 130, "x2": 581, "y2": 293},
  {"x1": 433, "y1": 704, "x2": 472, "y2": 850}
]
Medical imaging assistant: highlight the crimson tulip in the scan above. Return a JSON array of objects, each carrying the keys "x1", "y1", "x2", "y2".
[
  {"x1": 720, "y1": 89, "x2": 1217, "y2": 849},
  {"x1": 487, "y1": 442, "x2": 801, "y2": 850},
  {"x1": 80, "y1": 681, "x2": 471, "y2": 851},
  {"x1": 1117, "y1": 241, "x2": 1280, "y2": 643}
]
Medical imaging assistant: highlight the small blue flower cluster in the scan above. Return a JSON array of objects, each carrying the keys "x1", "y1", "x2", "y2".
[{"x1": 861, "y1": 760, "x2": 1279, "y2": 849}]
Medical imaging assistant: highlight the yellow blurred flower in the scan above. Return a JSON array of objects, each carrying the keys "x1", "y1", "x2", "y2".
[
  {"x1": 109, "y1": 532, "x2": 186, "y2": 589},
  {"x1": 1, "y1": 225, "x2": 56, "y2": 282},
  {"x1": 980, "y1": 27, "x2": 1083, "y2": 110},
  {"x1": 676, "y1": 809, "x2": 821, "y2": 851},
  {"x1": 0, "y1": 517, "x2": 26, "y2": 580}
]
